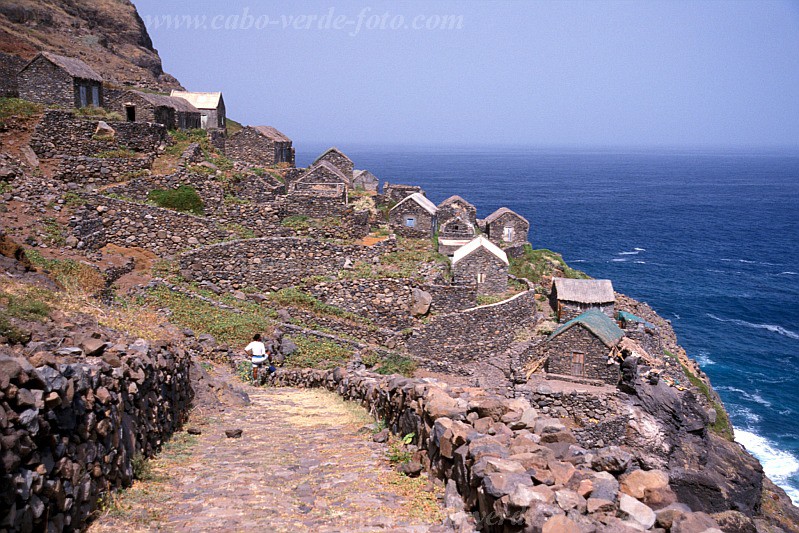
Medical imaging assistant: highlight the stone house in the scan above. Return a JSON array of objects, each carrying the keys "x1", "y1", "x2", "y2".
[
  {"x1": 0, "y1": 52, "x2": 26, "y2": 97},
  {"x1": 18, "y1": 52, "x2": 103, "y2": 108},
  {"x1": 438, "y1": 195, "x2": 477, "y2": 226},
  {"x1": 484, "y1": 207, "x2": 529, "y2": 247},
  {"x1": 293, "y1": 161, "x2": 350, "y2": 192},
  {"x1": 545, "y1": 309, "x2": 624, "y2": 385},
  {"x1": 170, "y1": 90, "x2": 226, "y2": 130},
  {"x1": 389, "y1": 192, "x2": 438, "y2": 237},
  {"x1": 105, "y1": 89, "x2": 202, "y2": 130},
  {"x1": 225, "y1": 126, "x2": 295, "y2": 167},
  {"x1": 312, "y1": 147, "x2": 354, "y2": 181},
  {"x1": 352, "y1": 169, "x2": 379, "y2": 192},
  {"x1": 551, "y1": 278, "x2": 615, "y2": 322},
  {"x1": 438, "y1": 213, "x2": 477, "y2": 255},
  {"x1": 384, "y1": 183, "x2": 424, "y2": 203},
  {"x1": 451, "y1": 235, "x2": 509, "y2": 295}
]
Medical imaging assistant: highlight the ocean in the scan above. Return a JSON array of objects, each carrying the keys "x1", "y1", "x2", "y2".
[{"x1": 298, "y1": 146, "x2": 799, "y2": 502}]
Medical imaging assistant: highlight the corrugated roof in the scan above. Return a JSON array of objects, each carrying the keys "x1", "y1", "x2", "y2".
[
  {"x1": 251, "y1": 125, "x2": 291, "y2": 142},
  {"x1": 439, "y1": 195, "x2": 475, "y2": 209},
  {"x1": 32, "y1": 52, "x2": 103, "y2": 82},
  {"x1": 484, "y1": 207, "x2": 529, "y2": 226},
  {"x1": 392, "y1": 192, "x2": 438, "y2": 216},
  {"x1": 452, "y1": 235, "x2": 509, "y2": 266},
  {"x1": 170, "y1": 90, "x2": 223, "y2": 110},
  {"x1": 312, "y1": 147, "x2": 353, "y2": 166},
  {"x1": 553, "y1": 278, "x2": 615, "y2": 304},
  {"x1": 549, "y1": 309, "x2": 624, "y2": 347},
  {"x1": 617, "y1": 311, "x2": 655, "y2": 329}
]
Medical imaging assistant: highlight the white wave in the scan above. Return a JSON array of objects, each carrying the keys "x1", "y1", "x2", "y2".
[
  {"x1": 634, "y1": 261, "x2": 647, "y2": 264},
  {"x1": 706, "y1": 314, "x2": 799, "y2": 341},
  {"x1": 634, "y1": 247, "x2": 646, "y2": 251},
  {"x1": 618, "y1": 251, "x2": 640, "y2": 255},
  {"x1": 611, "y1": 258, "x2": 628, "y2": 262},
  {"x1": 736, "y1": 428, "x2": 799, "y2": 505},
  {"x1": 717, "y1": 386, "x2": 772, "y2": 408},
  {"x1": 706, "y1": 268, "x2": 726, "y2": 273},
  {"x1": 780, "y1": 409, "x2": 794, "y2": 416},
  {"x1": 739, "y1": 259, "x2": 757, "y2": 264},
  {"x1": 729, "y1": 405, "x2": 762, "y2": 424},
  {"x1": 571, "y1": 259, "x2": 587, "y2": 263},
  {"x1": 695, "y1": 353, "x2": 716, "y2": 366},
  {"x1": 673, "y1": 313, "x2": 681, "y2": 320},
  {"x1": 778, "y1": 271, "x2": 798, "y2": 276}
]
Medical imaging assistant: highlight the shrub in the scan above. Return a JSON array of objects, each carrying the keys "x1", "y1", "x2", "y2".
[
  {"x1": 25, "y1": 249, "x2": 105, "y2": 293},
  {"x1": 361, "y1": 351, "x2": 417, "y2": 377},
  {"x1": 94, "y1": 149, "x2": 136, "y2": 159},
  {"x1": 147, "y1": 185, "x2": 204, "y2": 215},
  {"x1": 0, "y1": 97, "x2": 42, "y2": 121},
  {"x1": 284, "y1": 335, "x2": 352, "y2": 370},
  {"x1": 508, "y1": 245, "x2": 589, "y2": 284}
]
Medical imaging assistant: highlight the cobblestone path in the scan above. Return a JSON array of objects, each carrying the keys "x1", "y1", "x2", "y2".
[{"x1": 89, "y1": 386, "x2": 445, "y2": 532}]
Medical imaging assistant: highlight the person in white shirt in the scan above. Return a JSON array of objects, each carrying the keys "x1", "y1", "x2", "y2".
[{"x1": 244, "y1": 333, "x2": 274, "y2": 382}]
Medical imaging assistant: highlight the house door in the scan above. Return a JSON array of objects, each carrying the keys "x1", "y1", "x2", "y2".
[
  {"x1": 200, "y1": 114, "x2": 208, "y2": 129},
  {"x1": 571, "y1": 351, "x2": 585, "y2": 377},
  {"x1": 79, "y1": 85, "x2": 88, "y2": 107},
  {"x1": 91, "y1": 86, "x2": 100, "y2": 107},
  {"x1": 125, "y1": 105, "x2": 136, "y2": 122},
  {"x1": 503, "y1": 226, "x2": 514, "y2": 242}
]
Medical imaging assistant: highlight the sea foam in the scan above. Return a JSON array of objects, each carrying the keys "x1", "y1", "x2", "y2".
[
  {"x1": 736, "y1": 428, "x2": 799, "y2": 505},
  {"x1": 707, "y1": 314, "x2": 799, "y2": 341}
]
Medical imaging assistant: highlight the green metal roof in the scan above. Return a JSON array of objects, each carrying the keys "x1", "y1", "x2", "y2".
[
  {"x1": 617, "y1": 310, "x2": 655, "y2": 329},
  {"x1": 549, "y1": 309, "x2": 624, "y2": 347}
]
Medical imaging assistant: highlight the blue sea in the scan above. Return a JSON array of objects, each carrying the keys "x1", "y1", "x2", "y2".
[{"x1": 298, "y1": 146, "x2": 799, "y2": 502}]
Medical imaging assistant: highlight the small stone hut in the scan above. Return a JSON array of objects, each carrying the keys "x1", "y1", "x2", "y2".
[
  {"x1": 105, "y1": 89, "x2": 201, "y2": 130},
  {"x1": 438, "y1": 214, "x2": 477, "y2": 255},
  {"x1": 551, "y1": 278, "x2": 615, "y2": 322},
  {"x1": 18, "y1": 52, "x2": 103, "y2": 108},
  {"x1": 293, "y1": 161, "x2": 350, "y2": 191},
  {"x1": 484, "y1": 207, "x2": 530, "y2": 247},
  {"x1": 0, "y1": 52, "x2": 26, "y2": 97},
  {"x1": 545, "y1": 309, "x2": 624, "y2": 385},
  {"x1": 384, "y1": 183, "x2": 424, "y2": 203},
  {"x1": 352, "y1": 169, "x2": 379, "y2": 192},
  {"x1": 451, "y1": 235, "x2": 509, "y2": 295},
  {"x1": 226, "y1": 126, "x2": 295, "y2": 167},
  {"x1": 389, "y1": 192, "x2": 438, "y2": 237},
  {"x1": 438, "y1": 195, "x2": 477, "y2": 226},
  {"x1": 170, "y1": 90, "x2": 226, "y2": 130},
  {"x1": 312, "y1": 147, "x2": 354, "y2": 181}
]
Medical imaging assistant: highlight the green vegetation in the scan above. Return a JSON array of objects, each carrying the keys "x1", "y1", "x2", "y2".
[
  {"x1": 74, "y1": 106, "x2": 123, "y2": 121},
  {"x1": 342, "y1": 238, "x2": 449, "y2": 280},
  {"x1": 42, "y1": 217, "x2": 66, "y2": 246},
  {"x1": 386, "y1": 433, "x2": 415, "y2": 465},
  {"x1": 0, "y1": 181, "x2": 12, "y2": 194},
  {"x1": 147, "y1": 185, "x2": 204, "y2": 215},
  {"x1": 0, "y1": 97, "x2": 42, "y2": 122},
  {"x1": 361, "y1": 351, "x2": 417, "y2": 377},
  {"x1": 164, "y1": 129, "x2": 212, "y2": 157},
  {"x1": 131, "y1": 453, "x2": 155, "y2": 481},
  {"x1": 665, "y1": 350, "x2": 733, "y2": 440},
  {"x1": 121, "y1": 169, "x2": 149, "y2": 180},
  {"x1": 63, "y1": 192, "x2": 86, "y2": 207},
  {"x1": 94, "y1": 148, "x2": 136, "y2": 159},
  {"x1": 223, "y1": 223, "x2": 256, "y2": 240},
  {"x1": 2, "y1": 292, "x2": 50, "y2": 322},
  {"x1": 225, "y1": 117, "x2": 244, "y2": 135},
  {"x1": 508, "y1": 245, "x2": 589, "y2": 284},
  {"x1": 0, "y1": 315, "x2": 30, "y2": 344},
  {"x1": 281, "y1": 215, "x2": 342, "y2": 232},
  {"x1": 283, "y1": 335, "x2": 352, "y2": 370},
  {"x1": 267, "y1": 287, "x2": 373, "y2": 327},
  {"x1": 25, "y1": 249, "x2": 105, "y2": 293}
]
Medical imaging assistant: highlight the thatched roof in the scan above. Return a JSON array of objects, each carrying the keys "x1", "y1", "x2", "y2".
[
  {"x1": 129, "y1": 91, "x2": 199, "y2": 113},
  {"x1": 438, "y1": 195, "x2": 475, "y2": 209},
  {"x1": 170, "y1": 90, "x2": 223, "y2": 110},
  {"x1": 549, "y1": 310, "x2": 623, "y2": 347},
  {"x1": 553, "y1": 278, "x2": 615, "y2": 304},
  {"x1": 29, "y1": 52, "x2": 103, "y2": 82},
  {"x1": 249, "y1": 125, "x2": 291, "y2": 142},
  {"x1": 484, "y1": 207, "x2": 529, "y2": 226},
  {"x1": 452, "y1": 235, "x2": 508, "y2": 266},
  {"x1": 312, "y1": 147, "x2": 353, "y2": 166},
  {"x1": 391, "y1": 192, "x2": 438, "y2": 216}
]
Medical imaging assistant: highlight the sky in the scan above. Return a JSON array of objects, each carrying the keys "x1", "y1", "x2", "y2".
[{"x1": 133, "y1": 0, "x2": 799, "y2": 149}]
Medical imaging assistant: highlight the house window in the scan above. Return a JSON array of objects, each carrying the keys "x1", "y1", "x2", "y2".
[
  {"x1": 91, "y1": 86, "x2": 100, "y2": 107},
  {"x1": 571, "y1": 351, "x2": 585, "y2": 377},
  {"x1": 476, "y1": 273, "x2": 486, "y2": 283},
  {"x1": 503, "y1": 226, "x2": 514, "y2": 242},
  {"x1": 405, "y1": 217, "x2": 416, "y2": 228}
]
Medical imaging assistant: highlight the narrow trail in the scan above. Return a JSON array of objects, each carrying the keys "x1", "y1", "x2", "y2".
[{"x1": 89, "y1": 385, "x2": 446, "y2": 532}]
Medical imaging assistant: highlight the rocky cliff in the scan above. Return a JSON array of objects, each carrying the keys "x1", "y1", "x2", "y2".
[{"x1": 0, "y1": 0, "x2": 181, "y2": 90}]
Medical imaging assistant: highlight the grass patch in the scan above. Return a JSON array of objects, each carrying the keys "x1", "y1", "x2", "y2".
[
  {"x1": 283, "y1": 335, "x2": 352, "y2": 370},
  {"x1": 147, "y1": 185, "x2": 204, "y2": 215},
  {"x1": 25, "y1": 249, "x2": 105, "y2": 293},
  {"x1": 223, "y1": 223, "x2": 256, "y2": 240},
  {"x1": 508, "y1": 245, "x2": 589, "y2": 284},
  {"x1": 42, "y1": 217, "x2": 66, "y2": 246},
  {"x1": 226, "y1": 117, "x2": 243, "y2": 134},
  {"x1": 144, "y1": 285, "x2": 274, "y2": 347},
  {"x1": 94, "y1": 148, "x2": 136, "y2": 159},
  {"x1": 361, "y1": 351, "x2": 417, "y2": 377},
  {"x1": 341, "y1": 237, "x2": 448, "y2": 280},
  {"x1": 63, "y1": 192, "x2": 86, "y2": 207},
  {"x1": 74, "y1": 105, "x2": 123, "y2": 121},
  {"x1": 281, "y1": 215, "x2": 341, "y2": 231},
  {"x1": 0, "y1": 97, "x2": 42, "y2": 122},
  {"x1": 268, "y1": 287, "x2": 373, "y2": 327},
  {"x1": 2, "y1": 293, "x2": 50, "y2": 321}
]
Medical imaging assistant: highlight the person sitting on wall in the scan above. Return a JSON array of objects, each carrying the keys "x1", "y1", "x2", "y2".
[{"x1": 244, "y1": 333, "x2": 276, "y2": 383}]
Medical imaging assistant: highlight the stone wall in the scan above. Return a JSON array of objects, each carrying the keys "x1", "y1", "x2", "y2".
[
  {"x1": 102, "y1": 170, "x2": 225, "y2": 210},
  {"x1": 558, "y1": 302, "x2": 616, "y2": 323},
  {"x1": 30, "y1": 111, "x2": 167, "y2": 159},
  {"x1": 545, "y1": 326, "x2": 620, "y2": 385},
  {"x1": 388, "y1": 201, "x2": 436, "y2": 238},
  {"x1": 225, "y1": 127, "x2": 294, "y2": 167},
  {"x1": 178, "y1": 237, "x2": 397, "y2": 293},
  {"x1": 0, "y1": 342, "x2": 193, "y2": 531},
  {"x1": 284, "y1": 190, "x2": 347, "y2": 218},
  {"x1": 424, "y1": 283, "x2": 477, "y2": 314},
  {"x1": 383, "y1": 183, "x2": 423, "y2": 203},
  {"x1": 486, "y1": 211, "x2": 529, "y2": 248},
  {"x1": 452, "y1": 248, "x2": 508, "y2": 295},
  {"x1": 306, "y1": 278, "x2": 415, "y2": 330},
  {"x1": 313, "y1": 150, "x2": 353, "y2": 180},
  {"x1": 17, "y1": 58, "x2": 76, "y2": 108},
  {"x1": 407, "y1": 291, "x2": 537, "y2": 374},
  {"x1": 53, "y1": 155, "x2": 153, "y2": 187},
  {"x1": 70, "y1": 195, "x2": 232, "y2": 255},
  {"x1": 0, "y1": 52, "x2": 25, "y2": 97},
  {"x1": 232, "y1": 173, "x2": 285, "y2": 203}
]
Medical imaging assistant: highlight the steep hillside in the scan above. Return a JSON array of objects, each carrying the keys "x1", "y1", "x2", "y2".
[{"x1": 0, "y1": 0, "x2": 181, "y2": 90}]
